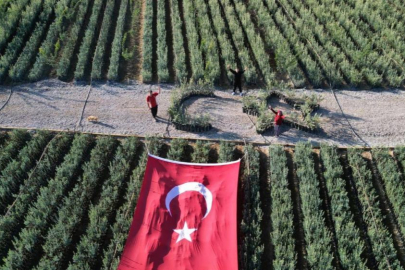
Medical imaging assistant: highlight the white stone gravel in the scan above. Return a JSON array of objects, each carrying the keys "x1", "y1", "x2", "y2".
[{"x1": 0, "y1": 79, "x2": 404, "y2": 147}]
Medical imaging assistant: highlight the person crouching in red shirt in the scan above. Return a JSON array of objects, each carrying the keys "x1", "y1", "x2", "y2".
[
  {"x1": 269, "y1": 106, "x2": 285, "y2": 137},
  {"x1": 146, "y1": 86, "x2": 161, "y2": 122}
]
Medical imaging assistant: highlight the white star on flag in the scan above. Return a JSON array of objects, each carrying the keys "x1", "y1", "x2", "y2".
[{"x1": 173, "y1": 222, "x2": 197, "y2": 243}]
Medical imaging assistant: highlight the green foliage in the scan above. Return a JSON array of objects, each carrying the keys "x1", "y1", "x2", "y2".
[
  {"x1": 91, "y1": 0, "x2": 117, "y2": 80},
  {"x1": 294, "y1": 142, "x2": 334, "y2": 268},
  {"x1": 269, "y1": 145, "x2": 296, "y2": 269},
  {"x1": 0, "y1": 0, "x2": 46, "y2": 82},
  {"x1": 57, "y1": 0, "x2": 91, "y2": 79},
  {"x1": 394, "y1": 146, "x2": 405, "y2": 173},
  {"x1": 242, "y1": 96, "x2": 260, "y2": 112},
  {"x1": 181, "y1": 0, "x2": 204, "y2": 82},
  {"x1": 167, "y1": 138, "x2": 188, "y2": 162},
  {"x1": 240, "y1": 145, "x2": 263, "y2": 270},
  {"x1": 0, "y1": 0, "x2": 32, "y2": 53},
  {"x1": 141, "y1": 0, "x2": 154, "y2": 82},
  {"x1": 0, "y1": 134, "x2": 94, "y2": 270},
  {"x1": 218, "y1": 141, "x2": 235, "y2": 163},
  {"x1": 170, "y1": 0, "x2": 188, "y2": 83},
  {"x1": 0, "y1": 131, "x2": 53, "y2": 213},
  {"x1": 219, "y1": 0, "x2": 258, "y2": 84},
  {"x1": 320, "y1": 145, "x2": 366, "y2": 269},
  {"x1": 168, "y1": 81, "x2": 214, "y2": 127},
  {"x1": 257, "y1": 110, "x2": 275, "y2": 134},
  {"x1": 347, "y1": 149, "x2": 403, "y2": 269},
  {"x1": 68, "y1": 137, "x2": 139, "y2": 269},
  {"x1": 206, "y1": 0, "x2": 236, "y2": 79},
  {"x1": 0, "y1": 130, "x2": 30, "y2": 172},
  {"x1": 74, "y1": 0, "x2": 106, "y2": 81},
  {"x1": 107, "y1": 0, "x2": 129, "y2": 80},
  {"x1": 192, "y1": 0, "x2": 221, "y2": 83},
  {"x1": 34, "y1": 136, "x2": 117, "y2": 269},
  {"x1": 145, "y1": 136, "x2": 164, "y2": 157},
  {"x1": 192, "y1": 140, "x2": 210, "y2": 163},
  {"x1": 246, "y1": 0, "x2": 306, "y2": 87},
  {"x1": 0, "y1": 133, "x2": 73, "y2": 259},
  {"x1": 373, "y1": 149, "x2": 405, "y2": 240},
  {"x1": 156, "y1": 0, "x2": 169, "y2": 82},
  {"x1": 101, "y1": 146, "x2": 150, "y2": 270},
  {"x1": 8, "y1": 20, "x2": 48, "y2": 82},
  {"x1": 232, "y1": 0, "x2": 276, "y2": 85}
]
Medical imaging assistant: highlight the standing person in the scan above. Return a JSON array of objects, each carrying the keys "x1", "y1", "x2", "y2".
[
  {"x1": 228, "y1": 65, "x2": 247, "y2": 96},
  {"x1": 146, "y1": 86, "x2": 161, "y2": 122},
  {"x1": 269, "y1": 106, "x2": 285, "y2": 137}
]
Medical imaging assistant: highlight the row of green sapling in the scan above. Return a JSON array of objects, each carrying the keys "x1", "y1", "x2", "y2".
[
  {"x1": 168, "y1": 81, "x2": 214, "y2": 132},
  {"x1": 243, "y1": 89, "x2": 323, "y2": 133}
]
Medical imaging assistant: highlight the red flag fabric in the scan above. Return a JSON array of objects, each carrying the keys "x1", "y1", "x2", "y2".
[{"x1": 118, "y1": 154, "x2": 240, "y2": 270}]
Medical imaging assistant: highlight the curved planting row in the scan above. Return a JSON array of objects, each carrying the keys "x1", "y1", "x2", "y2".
[
  {"x1": 320, "y1": 145, "x2": 367, "y2": 269},
  {"x1": 294, "y1": 142, "x2": 334, "y2": 268},
  {"x1": 268, "y1": 145, "x2": 296, "y2": 269},
  {"x1": 347, "y1": 149, "x2": 403, "y2": 269}
]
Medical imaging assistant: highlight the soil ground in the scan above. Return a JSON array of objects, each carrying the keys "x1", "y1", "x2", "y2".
[{"x1": 0, "y1": 79, "x2": 404, "y2": 147}]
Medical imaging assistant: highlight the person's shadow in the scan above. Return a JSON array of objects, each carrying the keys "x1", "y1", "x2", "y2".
[
  {"x1": 156, "y1": 116, "x2": 170, "y2": 124},
  {"x1": 92, "y1": 121, "x2": 115, "y2": 129}
]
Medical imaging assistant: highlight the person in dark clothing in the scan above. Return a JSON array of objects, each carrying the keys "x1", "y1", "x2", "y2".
[
  {"x1": 146, "y1": 86, "x2": 161, "y2": 122},
  {"x1": 269, "y1": 106, "x2": 285, "y2": 137},
  {"x1": 228, "y1": 65, "x2": 248, "y2": 96}
]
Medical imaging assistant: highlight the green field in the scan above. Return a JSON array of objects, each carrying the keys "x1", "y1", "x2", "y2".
[
  {"x1": 0, "y1": 130, "x2": 404, "y2": 269},
  {"x1": 0, "y1": 0, "x2": 404, "y2": 88}
]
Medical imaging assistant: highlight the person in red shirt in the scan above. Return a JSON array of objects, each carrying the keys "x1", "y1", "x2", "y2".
[
  {"x1": 269, "y1": 106, "x2": 286, "y2": 137},
  {"x1": 146, "y1": 86, "x2": 161, "y2": 122}
]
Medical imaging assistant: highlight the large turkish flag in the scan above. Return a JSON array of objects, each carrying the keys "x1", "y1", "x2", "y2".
[{"x1": 118, "y1": 154, "x2": 240, "y2": 270}]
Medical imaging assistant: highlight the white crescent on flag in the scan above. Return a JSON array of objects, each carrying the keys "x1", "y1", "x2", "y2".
[{"x1": 165, "y1": 182, "x2": 213, "y2": 219}]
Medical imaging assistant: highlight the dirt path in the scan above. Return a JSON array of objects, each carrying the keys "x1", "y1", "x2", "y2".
[{"x1": 0, "y1": 79, "x2": 404, "y2": 147}]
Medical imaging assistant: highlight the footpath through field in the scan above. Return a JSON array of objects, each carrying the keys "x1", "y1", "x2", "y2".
[{"x1": 0, "y1": 79, "x2": 404, "y2": 147}]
